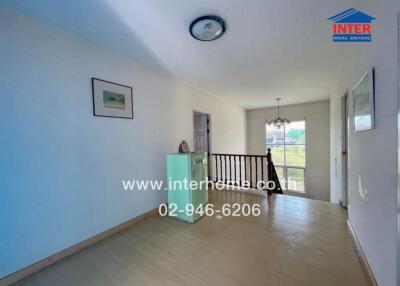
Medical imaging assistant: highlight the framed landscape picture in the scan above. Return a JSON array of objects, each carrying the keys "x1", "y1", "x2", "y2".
[
  {"x1": 352, "y1": 69, "x2": 374, "y2": 131},
  {"x1": 92, "y1": 78, "x2": 133, "y2": 119}
]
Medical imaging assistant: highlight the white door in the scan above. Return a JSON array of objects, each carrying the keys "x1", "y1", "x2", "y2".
[
  {"x1": 193, "y1": 112, "x2": 211, "y2": 180},
  {"x1": 193, "y1": 113, "x2": 209, "y2": 153}
]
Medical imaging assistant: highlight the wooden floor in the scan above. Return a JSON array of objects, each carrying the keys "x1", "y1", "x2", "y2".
[{"x1": 13, "y1": 190, "x2": 369, "y2": 286}]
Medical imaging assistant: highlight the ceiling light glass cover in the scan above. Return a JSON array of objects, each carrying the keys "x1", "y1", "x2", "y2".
[
  {"x1": 267, "y1": 98, "x2": 290, "y2": 129},
  {"x1": 189, "y1": 15, "x2": 225, "y2": 41}
]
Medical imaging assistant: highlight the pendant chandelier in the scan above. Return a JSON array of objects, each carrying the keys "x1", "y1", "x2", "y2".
[{"x1": 267, "y1": 98, "x2": 290, "y2": 129}]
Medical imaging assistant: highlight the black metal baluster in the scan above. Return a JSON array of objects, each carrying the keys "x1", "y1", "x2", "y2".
[
  {"x1": 261, "y1": 157, "x2": 264, "y2": 188},
  {"x1": 234, "y1": 155, "x2": 237, "y2": 185},
  {"x1": 230, "y1": 155, "x2": 233, "y2": 185},
  {"x1": 228, "y1": 155, "x2": 232, "y2": 185},
  {"x1": 255, "y1": 156, "x2": 258, "y2": 189},
  {"x1": 215, "y1": 155, "x2": 218, "y2": 182},
  {"x1": 244, "y1": 156, "x2": 247, "y2": 186},
  {"x1": 249, "y1": 156, "x2": 253, "y2": 188},
  {"x1": 220, "y1": 155, "x2": 223, "y2": 183},
  {"x1": 224, "y1": 155, "x2": 227, "y2": 184},
  {"x1": 239, "y1": 156, "x2": 242, "y2": 187},
  {"x1": 227, "y1": 155, "x2": 230, "y2": 184},
  {"x1": 218, "y1": 155, "x2": 221, "y2": 182}
]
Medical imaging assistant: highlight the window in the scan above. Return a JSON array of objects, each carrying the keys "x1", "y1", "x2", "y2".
[{"x1": 266, "y1": 121, "x2": 305, "y2": 193}]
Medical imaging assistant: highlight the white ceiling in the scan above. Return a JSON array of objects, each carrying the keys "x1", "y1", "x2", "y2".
[{"x1": 1, "y1": 0, "x2": 364, "y2": 108}]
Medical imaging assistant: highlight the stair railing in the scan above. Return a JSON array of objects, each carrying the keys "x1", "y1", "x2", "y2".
[{"x1": 211, "y1": 149, "x2": 283, "y2": 194}]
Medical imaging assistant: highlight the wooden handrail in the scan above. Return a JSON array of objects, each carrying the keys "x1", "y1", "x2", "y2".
[{"x1": 212, "y1": 153, "x2": 267, "y2": 157}]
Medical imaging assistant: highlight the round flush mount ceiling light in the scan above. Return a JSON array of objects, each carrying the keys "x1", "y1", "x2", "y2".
[{"x1": 189, "y1": 15, "x2": 226, "y2": 41}]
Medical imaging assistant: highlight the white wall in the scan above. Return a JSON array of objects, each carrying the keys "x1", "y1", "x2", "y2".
[
  {"x1": 329, "y1": 2, "x2": 400, "y2": 285},
  {"x1": 0, "y1": 8, "x2": 246, "y2": 278},
  {"x1": 246, "y1": 100, "x2": 330, "y2": 201}
]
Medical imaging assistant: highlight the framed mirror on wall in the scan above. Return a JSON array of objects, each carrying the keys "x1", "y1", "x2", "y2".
[{"x1": 352, "y1": 69, "x2": 375, "y2": 132}]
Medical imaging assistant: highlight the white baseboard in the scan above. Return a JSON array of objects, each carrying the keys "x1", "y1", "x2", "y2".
[
  {"x1": 346, "y1": 220, "x2": 378, "y2": 286},
  {"x1": 0, "y1": 208, "x2": 158, "y2": 286}
]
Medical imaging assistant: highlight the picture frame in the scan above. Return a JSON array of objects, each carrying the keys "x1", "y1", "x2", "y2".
[
  {"x1": 92, "y1": 78, "x2": 133, "y2": 119},
  {"x1": 352, "y1": 69, "x2": 374, "y2": 131}
]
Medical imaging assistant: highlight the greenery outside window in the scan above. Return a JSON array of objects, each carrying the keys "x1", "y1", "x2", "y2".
[{"x1": 266, "y1": 121, "x2": 305, "y2": 193}]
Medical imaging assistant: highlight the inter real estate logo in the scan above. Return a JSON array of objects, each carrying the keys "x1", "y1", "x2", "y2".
[{"x1": 328, "y1": 8, "x2": 375, "y2": 42}]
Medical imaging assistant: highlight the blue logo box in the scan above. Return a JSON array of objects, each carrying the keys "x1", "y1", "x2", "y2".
[{"x1": 333, "y1": 34, "x2": 372, "y2": 42}]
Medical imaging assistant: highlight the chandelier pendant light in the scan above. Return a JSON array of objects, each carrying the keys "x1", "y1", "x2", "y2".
[{"x1": 267, "y1": 98, "x2": 290, "y2": 129}]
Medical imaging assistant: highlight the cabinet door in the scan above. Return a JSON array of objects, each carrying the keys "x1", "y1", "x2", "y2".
[
  {"x1": 190, "y1": 155, "x2": 208, "y2": 207},
  {"x1": 167, "y1": 155, "x2": 190, "y2": 220}
]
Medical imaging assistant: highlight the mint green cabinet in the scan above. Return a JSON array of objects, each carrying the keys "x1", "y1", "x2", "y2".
[{"x1": 166, "y1": 153, "x2": 208, "y2": 223}]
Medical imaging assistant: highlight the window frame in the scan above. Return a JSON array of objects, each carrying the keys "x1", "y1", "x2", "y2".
[{"x1": 266, "y1": 120, "x2": 306, "y2": 193}]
